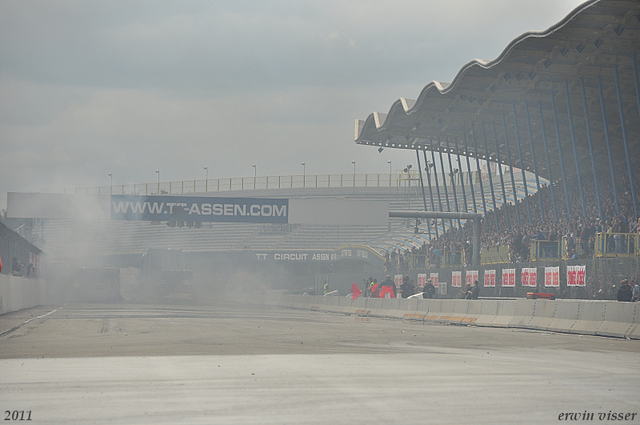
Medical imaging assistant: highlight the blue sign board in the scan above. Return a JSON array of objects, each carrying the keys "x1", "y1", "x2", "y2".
[{"x1": 111, "y1": 195, "x2": 289, "y2": 223}]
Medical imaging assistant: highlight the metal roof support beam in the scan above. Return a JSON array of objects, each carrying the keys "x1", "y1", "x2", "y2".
[
  {"x1": 501, "y1": 111, "x2": 521, "y2": 227},
  {"x1": 492, "y1": 121, "x2": 511, "y2": 231},
  {"x1": 454, "y1": 136, "x2": 472, "y2": 241},
  {"x1": 471, "y1": 122, "x2": 489, "y2": 231},
  {"x1": 462, "y1": 126, "x2": 478, "y2": 214},
  {"x1": 634, "y1": 54, "x2": 640, "y2": 127},
  {"x1": 481, "y1": 122, "x2": 499, "y2": 232},
  {"x1": 389, "y1": 210, "x2": 482, "y2": 266},
  {"x1": 564, "y1": 80, "x2": 587, "y2": 218},
  {"x1": 580, "y1": 78, "x2": 603, "y2": 219},
  {"x1": 430, "y1": 149, "x2": 445, "y2": 233},
  {"x1": 538, "y1": 102, "x2": 559, "y2": 223},
  {"x1": 614, "y1": 65, "x2": 638, "y2": 217},
  {"x1": 596, "y1": 76, "x2": 620, "y2": 216},
  {"x1": 524, "y1": 102, "x2": 544, "y2": 221},
  {"x1": 415, "y1": 149, "x2": 433, "y2": 239},
  {"x1": 445, "y1": 138, "x2": 463, "y2": 238},
  {"x1": 511, "y1": 101, "x2": 533, "y2": 225},
  {"x1": 454, "y1": 137, "x2": 469, "y2": 215},
  {"x1": 550, "y1": 91, "x2": 572, "y2": 218},
  {"x1": 422, "y1": 150, "x2": 439, "y2": 239},
  {"x1": 445, "y1": 138, "x2": 459, "y2": 214},
  {"x1": 437, "y1": 140, "x2": 455, "y2": 232}
]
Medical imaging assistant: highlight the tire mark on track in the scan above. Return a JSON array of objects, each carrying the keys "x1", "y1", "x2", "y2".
[{"x1": 0, "y1": 306, "x2": 64, "y2": 339}]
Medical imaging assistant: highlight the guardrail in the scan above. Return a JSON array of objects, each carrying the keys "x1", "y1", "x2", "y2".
[
  {"x1": 67, "y1": 173, "x2": 407, "y2": 195},
  {"x1": 481, "y1": 245, "x2": 511, "y2": 264},
  {"x1": 594, "y1": 232, "x2": 639, "y2": 258},
  {"x1": 560, "y1": 236, "x2": 587, "y2": 259},
  {"x1": 63, "y1": 169, "x2": 538, "y2": 196},
  {"x1": 529, "y1": 240, "x2": 560, "y2": 261}
]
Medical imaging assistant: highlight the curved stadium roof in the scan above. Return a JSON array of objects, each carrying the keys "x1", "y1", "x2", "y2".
[{"x1": 355, "y1": 0, "x2": 640, "y2": 186}]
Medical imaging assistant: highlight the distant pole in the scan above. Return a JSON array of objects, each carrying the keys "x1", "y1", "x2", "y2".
[
  {"x1": 252, "y1": 164, "x2": 256, "y2": 189},
  {"x1": 204, "y1": 166, "x2": 208, "y2": 192},
  {"x1": 301, "y1": 162, "x2": 306, "y2": 187},
  {"x1": 108, "y1": 173, "x2": 112, "y2": 195},
  {"x1": 155, "y1": 170, "x2": 160, "y2": 194},
  {"x1": 352, "y1": 160, "x2": 356, "y2": 186}
]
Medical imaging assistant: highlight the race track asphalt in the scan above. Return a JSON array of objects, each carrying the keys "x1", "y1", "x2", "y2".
[{"x1": 1, "y1": 302, "x2": 639, "y2": 424}]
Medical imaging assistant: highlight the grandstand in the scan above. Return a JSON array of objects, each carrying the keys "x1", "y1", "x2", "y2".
[
  {"x1": 5, "y1": 0, "x2": 639, "y2": 299},
  {"x1": 39, "y1": 168, "x2": 538, "y2": 262}
]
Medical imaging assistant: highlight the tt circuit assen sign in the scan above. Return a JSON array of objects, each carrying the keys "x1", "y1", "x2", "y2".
[{"x1": 111, "y1": 195, "x2": 288, "y2": 224}]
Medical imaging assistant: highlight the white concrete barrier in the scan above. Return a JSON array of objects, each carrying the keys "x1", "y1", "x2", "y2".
[
  {"x1": 547, "y1": 300, "x2": 580, "y2": 334},
  {"x1": 508, "y1": 300, "x2": 536, "y2": 328},
  {"x1": 528, "y1": 300, "x2": 557, "y2": 331},
  {"x1": 571, "y1": 301, "x2": 607, "y2": 336},
  {"x1": 490, "y1": 300, "x2": 517, "y2": 327},
  {"x1": 403, "y1": 298, "x2": 421, "y2": 321},
  {"x1": 475, "y1": 300, "x2": 499, "y2": 326},
  {"x1": 368, "y1": 298, "x2": 385, "y2": 318},
  {"x1": 275, "y1": 294, "x2": 639, "y2": 340},
  {"x1": 413, "y1": 299, "x2": 431, "y2": 323},
  {"x1": 0, "y1": 275, "x2": 45, "y2": 315},
  {"x1": 596, "y1": 302, "x2": 637, "y2": 339},
  {"x1": 385, "y1": 298, "x2": 404, "y2": 319}
]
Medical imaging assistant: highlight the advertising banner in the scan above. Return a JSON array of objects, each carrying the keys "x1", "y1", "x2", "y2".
[
  {"x1": 466, "y1": 270, "x2": 478, "y2": 286},
  {"x1": 522, "y1": 267, "x2": 537, "y2": 287},
  {"x1": 394, "y1": 274, "x2": 403, "y2": 289},
  {"x1": 417, "y1": 273, "x2": 427, "y2": 288},
  {"x1": 567, "y1": 265, "x2": 586, "y2": 287},
  {"x1": 111, "y1": 195, "x2": 289, "y2": 224},
  {"x1": 502, "y1": 268, "x2": 516, "y2": 287},
  {"x1": 545, "y1": 266, "x2": 560, "y2": 288},
  {"x1": 484, "y1": 269, "x2": 496, "y2": 287},
  {"x1": 451, "y1": 271, "x2": 462, "y2": 288},
  {"x1": 430, "y1": 273, "x2": 439, "y2": 288}
]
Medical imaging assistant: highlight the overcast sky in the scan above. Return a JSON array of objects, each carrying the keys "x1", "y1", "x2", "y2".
[{"x1": 0, "y1": 0, "x2": 588, "y2": 210}]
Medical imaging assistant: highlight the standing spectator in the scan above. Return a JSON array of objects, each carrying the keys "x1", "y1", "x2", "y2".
[
  {"x1": 423, "y1": 278, "x2": 436, "y2": 299},
  {"x1": 12, "y1": 257, "x2": 22, "y2": 276},
  {"x1": 468, "y1": 280, "x2": 480, "y2": 300},
  {"x1": 400, "y1": 275, "x2": 414, "y2": 299},
  {"x1": 630, "y1": 280, "x2": 639, "y2": 302},
  {"x1": 380, "y1": 275, "x2": 396, "y2": 298},
  {"x1": 616, "y1": 279, "x2": 632, "y2": 302}
]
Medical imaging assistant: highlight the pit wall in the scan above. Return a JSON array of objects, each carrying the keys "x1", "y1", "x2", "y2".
[
  {"x1": 0, "y1": 274, "x2": 45, "y2": 315},
  {"x1": 239, "y1": 293, "x2": 640, "y2": 340}
]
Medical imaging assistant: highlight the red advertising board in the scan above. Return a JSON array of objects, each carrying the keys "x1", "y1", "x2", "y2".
[
  {"x1": 451, "y1": 271, "x2": 462, "y2": 288},
  {"x1": 544, "y1": 266, "x2": 560, "y2": 288},
  {"x1": 430, "y1": 273, "x2": 439, "y2": 288},
  {"x1": 502, "y1": 269, "x2": 515, "y2": 287},
  {"x1": 484, "y1": 269, "x2": 496, "y2": 287}
]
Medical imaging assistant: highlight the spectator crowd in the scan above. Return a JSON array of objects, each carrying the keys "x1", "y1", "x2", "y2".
[{"x1": 384, "y1": 159, "x2": 640, "y2": 271}]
